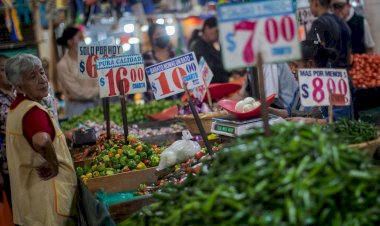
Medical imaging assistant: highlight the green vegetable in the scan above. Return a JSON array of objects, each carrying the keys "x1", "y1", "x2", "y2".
[
  {"x1": 102, "y1": 155, "x2": 110, "y2": 162},
  {"x1": 76, "y1": 167, "x2": 84, "y2": 177},
  {"x1": 134, "y1": 155, "x2": 141, "y2": 163},
  {"x1": 150, "y1": 154, "x2": 160, "y2": 167},
  {"x1": 136, "y1": 162, "x2": 147, "y2": 170},
  {"x1": 83, "y1": 165, "x2": 91, "y2": 174},
  {"x1": 127, "y1": 150, "x2": 137, "y2": 158},
  {"x1": 127, "y1": 160, "x2": 137, "y2": 170},
  {"x1": 92, "y1": 171, "x2": 100, "y2": 177},
  {"x1": 97, "y1": 164, "x2": 106, "y2": 172},
  {"x1": 122, "y1": 122, "x2": 380, "y2": 226},
  {"x1": 325, "y1": 119, "x2": 378, "y2": 144},
  {"x1": 139, "y1": 152, "x2": 148, "y2": 160},
  {"x1": 106, "y1": 170, "x2": 114, "y2": 176}
]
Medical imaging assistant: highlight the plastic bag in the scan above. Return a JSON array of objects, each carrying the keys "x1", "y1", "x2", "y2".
[
  {"x1": 157, "y1": 131, "x2": 201, "y2": 171},
  {"x1": 0, "y1": 191, "x2": 14, "y2": 226}
]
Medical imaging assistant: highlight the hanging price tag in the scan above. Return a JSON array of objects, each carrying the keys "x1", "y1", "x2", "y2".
[
  {"x1": 191, "y1": 57, "x2": 214, "y2": 101},
  {"x1": 78, "y1": 43, "x2": 122, "y2": 79},
  {"x1": 298, "y1": 69, "x2": 351, "y2": 107},
  {"x1": 217, "y1": 0, "x2": 300, "y2": 70},
  {"x1": 145, "y1": 52, "x2": 204, "y2": 100},
  {"x1": 96, "y1": 54, "x2": 146, "y2": 98}
]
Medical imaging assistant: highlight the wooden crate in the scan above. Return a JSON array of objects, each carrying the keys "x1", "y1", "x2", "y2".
[
  {"x1": 87, "y1": 167, "x2": 158, "y2": 193},
  {"x1": 109, "y1": 195, "x2": 155, "y2": 223}
]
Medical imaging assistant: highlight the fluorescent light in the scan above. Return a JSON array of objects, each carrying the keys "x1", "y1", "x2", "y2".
[
  {"x1": 85, "y1": 37, "x2": 92, "y2": 45},
  {"x1": 122, "y1": 43, "x2": 131, "y2": 51},
  {"x1": 166, "y1": 26, "x2": 175, "y2": 36},
  {"x1": 128, "y1": 37, "x2": 140, "y2": 44},
  {"x1": 124, "y1": 24, "x2": 135, "y2": 33},
  {"x1": 156, "y1": 18, "x2": 165, "y2": 25},
  {"x1": 115, "y1": 38, "x2": 120, "y2": 45},
  {"x1": 141, "y1": 25, "x2": 149, "y2": 32},
  {"x1": 166, "y1": 17, "x2": 174, "y2": 24}
]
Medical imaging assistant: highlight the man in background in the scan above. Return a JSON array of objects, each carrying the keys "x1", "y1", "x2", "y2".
[{"x1": 331, "y1": 0, "x2": 375, "y2": 54}]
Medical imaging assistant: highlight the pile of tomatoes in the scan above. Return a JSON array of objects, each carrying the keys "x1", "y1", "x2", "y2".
[{"x1": 349, "y1": 54, "x2": 380, "y2": 89}]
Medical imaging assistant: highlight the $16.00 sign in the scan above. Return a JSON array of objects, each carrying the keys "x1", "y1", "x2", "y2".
[
  {"x1": 78, "y1": 43, "x2": 122, "y2": 79},
  {"x1": 96, "y1": 54, "x2": 146, "y2": 98},
  {"x1": 298, "y1": 69, "x2": 351, "y2": 107},
  {"x1": 145, "y1": 52, "x2": 204, "y2": 100},
  {"x1": 217, "y1": 0, "x2": 300, "y2": 70}
]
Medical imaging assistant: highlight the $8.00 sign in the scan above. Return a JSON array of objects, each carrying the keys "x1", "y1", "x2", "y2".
[
  {"x1": 217, "y1": 0, "x2": 300, "y2": 70},
  {"x1": 145, "y1": 52, "x2": 204, "y2": 100},
  {"x1": 298, "y1": 69, "x2": 351, "y2": 107},
  {"x1": 96, "y1": 54, "x2": 146, "y2": 98},
  {"x1": 78, "y1": 43, "x2": 122, "y2": 79}
]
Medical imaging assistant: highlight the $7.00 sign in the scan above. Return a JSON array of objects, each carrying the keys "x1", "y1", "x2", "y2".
[
  {"x1": 78, "y1": 43, "x2": 122, "y2": 79},
  {"x1": 96, "y1": 54, "x2": 146, "y2": 98},
  {"x1": 145, "y1": 52, "x2": 204, "y2": 100},
  {"x1": 217, "y1": 0, "x2": 300, "y2": 70},
  {"x1": 298, "y1": 69, "x2": 351, "y2": 107}
]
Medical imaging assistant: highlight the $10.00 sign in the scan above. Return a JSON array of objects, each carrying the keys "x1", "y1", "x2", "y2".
[
  {"x1": 298, "y1": 69, "x2": 351, "y2": 107},
  {"x1": 78, "y1": 43, "x2": 122, "y2": 79},
  {"x1": 217, "y1": 0, "x2": 300, "y2": 70},
  {"x1": 145, "y1": 52, "x2": 204, "y2": 100},
  {"x1": 96, "y1": 54, "x2": 146, "y2": 98}
]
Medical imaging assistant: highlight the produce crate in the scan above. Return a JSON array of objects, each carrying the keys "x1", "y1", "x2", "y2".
[
  {"x1": 109, "y1": 195, "x2": 155, "y2": 223},
  {"x1": 348, "y1": 136, "x2": 380, "y2": 157},
  {"x1": 87, "y1": 167, "x2": 158, "y2": 193}
]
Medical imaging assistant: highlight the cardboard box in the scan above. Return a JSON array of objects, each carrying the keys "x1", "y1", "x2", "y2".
[{"x1": 86, "y1": 167, "x2": 158, "y2": 193}]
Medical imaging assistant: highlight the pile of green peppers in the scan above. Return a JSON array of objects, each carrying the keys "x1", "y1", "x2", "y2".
[
  {"x1": 121, "y1": 122, "x2": 380, "y2": 226},
  {"x1": 60, "y1": 100, "x2": 180, "y2": 131},
  {"x1": 325, "y1": 119, "x2": 378, "y2": 144}
]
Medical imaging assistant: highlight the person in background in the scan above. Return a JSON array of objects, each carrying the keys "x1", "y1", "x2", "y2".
[
  {"x1": 307, "y1": 0, "x2": 352, "y2": 68},
  {"x1": 0, "y1": 55, "x2": 14, "y2": 208},
  {"x1": 57, "y1": 26, "x2": 99, "y2": 118},
  {"x1": 5, "y1": 54, "x2": 77, "y2": 225},
  {"x1": 191, "y1": 16, "x2": 231, "y2": 84},
  {"x1": 143, "y1": 23, "x2": 176, "y2": 100},
  {"x1": 331, "y1": 0, "x2": 375, "y2": 54},
  {"x1": 143, "y1": 23, "x2": 176, "y2": 68},
  {"x1": 270, "y1": 40, "x2": 352, "y2": 123}
]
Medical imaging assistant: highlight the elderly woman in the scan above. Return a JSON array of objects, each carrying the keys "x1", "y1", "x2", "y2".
[{"x1": 5, "y1": 54, "x2": 77, "y2": 225}]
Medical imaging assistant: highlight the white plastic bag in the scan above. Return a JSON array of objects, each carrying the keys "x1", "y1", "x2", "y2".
[{"x1": 157, "y1": 131, "x2": 201, "y2": 170}]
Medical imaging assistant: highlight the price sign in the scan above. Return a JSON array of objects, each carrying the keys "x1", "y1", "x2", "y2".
[
  {"x1": 297, "y1": 7, "x2": 316, "y2": 25},
  {"x1": 97, "y1": 54, "x2": 146, "y2": 98},
  {"x1": 145, "y1": 52, "x2": 204, "y2": 100},
  {"x1": 192, "y1": 57, "x2": 214, "y2": 101},
  {"x1": 298, "y1": 69, "x2": 351, "y2": 107},
  {"x1": 78, "y1": 43, "x2": 122, "y2": 79},
  {"x1": 217, "y1": 0, "x2": 300, "y2": 70}
]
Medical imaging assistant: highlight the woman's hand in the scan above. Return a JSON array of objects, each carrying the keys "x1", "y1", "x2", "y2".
[{"x1": 36, "y1": 161, "x2": 58, "y2": 180}]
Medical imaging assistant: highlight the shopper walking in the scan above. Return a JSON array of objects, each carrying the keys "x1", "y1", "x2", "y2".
[
  {"x1": 307, "y1": 0, "x2": 352, "y2": 68},
  {"x1": 5, "y1": 54, "x2": 77, "y2": 226},
  {"x1": 57, "y1": 26, "x2": 99, "y2": 118},
  {"x1": 331, "y1": 0, "x2": 375, "y2": 54}
]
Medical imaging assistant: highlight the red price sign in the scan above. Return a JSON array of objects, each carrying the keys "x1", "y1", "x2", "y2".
[
  {"x1": 298, "y1": 69, "x2": 351, "y2": 107},
  {"x1": 97, "y1": 55, "x2": 146, "y2": 98},
  {"x1": 145, "y1": 52, "x2": 204, "y2": 100},
  {"x1": 217, "y1": 0, "x2": 300, "y2": 70},
  {"x1": 78, "y1": 43, "x2": 122, "y2": 79}
]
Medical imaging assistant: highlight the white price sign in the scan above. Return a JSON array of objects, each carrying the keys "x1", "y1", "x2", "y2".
[
  {"x1": 145, "y1": 52, "x2": 204, "y2": 100},
  {"x1": 192, "y1": 57, "x2": 214, "y2": 101},
  {"x1": 97, "y1": 54, "x2": 146, "y2": 98},
  {"x1": 297, "y1": 7, "x2": 316, "y2": 25},
  {"x1": 78, "y1": 43, "x2": 122, "y2": 79},
  {"x1": 217, "y1": 0, "x2": 301, "y2": 70},
  {"x1": 298, "y1": 69, "x2": 351, "y2": 107}
]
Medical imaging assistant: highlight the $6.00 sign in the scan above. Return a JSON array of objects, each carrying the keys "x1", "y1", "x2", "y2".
[
  {"x1": 217, "y1": 0, "x2": 300, "y2": 70},
  {"x1": 96, "y1": 54, "x2": 146, "y2": 98},
  {"x1": 145, "y1": 52, "x2": 204, "y2": 100},
  {"x1": 298, "y1": 69, "x2": 351, "y2": 107}
]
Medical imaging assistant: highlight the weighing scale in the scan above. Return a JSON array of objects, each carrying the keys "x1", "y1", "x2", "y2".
[{"x1": 211, "y1": 114, "x2": 286, "y2": 137}]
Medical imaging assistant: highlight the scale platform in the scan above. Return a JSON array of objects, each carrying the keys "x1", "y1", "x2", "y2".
[{"x1": 211, "y1": 114, "x2": 286, "y2": 137}]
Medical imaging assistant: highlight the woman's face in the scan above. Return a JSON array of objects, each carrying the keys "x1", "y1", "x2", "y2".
[
  {"x1": 152, "y1": 27, "x2": 170, "y2": 49},
  {"x1": 289, "y1": 60, "x2": 315, "y2": 81},
  {"x1": 204, "y1": 26, "x2": 218, "y2": 44},
  {"x1": 0, "y1": 57, "x2": 11, "y2": 87},
  {"x1": 68, "y1": 31, "x2": 84, "y2": 50},
  {"x1": 18, "y1": 64, "x2": 49, "y2": 101}
]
